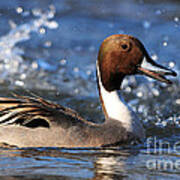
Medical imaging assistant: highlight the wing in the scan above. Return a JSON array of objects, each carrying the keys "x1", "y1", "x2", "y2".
[{"x1": 0, "y1": 94, "x2": 84, "y2": 128}]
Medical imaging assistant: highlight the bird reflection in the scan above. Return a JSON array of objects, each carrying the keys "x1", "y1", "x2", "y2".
[{"x1": 0, "y1": 146, "x2": 139, "y2": 179}]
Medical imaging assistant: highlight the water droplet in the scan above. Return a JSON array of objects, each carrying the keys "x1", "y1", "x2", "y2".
[
  {"x1": 60, "y1": 59, "x2": 67, "y2": 65},
  {"x1": 32, "y1": 62, "x2": 38, "y2": 69},
  {"x1": 32, "y1": 8, "x2": 42, "y2": 16},
  {"x1": 168, "y1": 117, "x2": 174, "y2": 121},
  {"x1": 73, "y1": 67, "x2": 79, "y2": 73},
  {"x1": 9, "y1": 20, "x2": 17, "y2": 29},
  {"x1": 86, "y1": 70, "x2": 92, "y2": 76},
  {"x1": 16, "y1": 7, "x2": 23, "y2": 14},
  {"x1": 161, "y1": 121, "x2": 167, "y2": 127},
  {"x1": 20, "y1": 73, "x2": 26, "y2": 80},
  {"x1": 151, "y1": 54, "x2": 158, "y2": 61},
  {"x1": 125, "y1": 86, "x2": 131, "y2": 93},
  {"x1": 48, "y1": 5, "x2": 56, "y2": 19},
  {"x1": 46, "y1": 21, "x2": 59, "y2": 29},
  {"x1": 174, "y1": 17, "x2": 179, "y2": 22},
  {"x1": 138, "y1": 105, "x2": 144, "y2": 113},
  {"x1": 15, "y1": 80, "x2": 24, "y2": 86},
  {"x1": 74, "y1": 88, "x2": 79, "y2": 94},
  {"x1": 137, "y1": 91, "x2": 143, "y2": 97},
  {"x1": 143, "y1": 21, "x2": 151, "y2": 29},
  {"x1": 175, "y1": 99, "x2": 180, "y2": 105},
  {"x1": 44, "y1": 41, "x2": 52, "y2": 47},
  {"x1": 132, "y1": 106, "x2": 136, "y2": 112},
  {"x1": 169, "y1": 61, "x2": 175, "y2": 68},
  {"x1": 39, "y1": 28, "x2": 46, "y2": 34},
  {"x1": 152, "y1": 88, "x2": 159, "y2": 96},
  {"x1": 163, "y1": 41, "x2": 168, "y2": 46},
  {"x1": 5, "y1": 64, "x2": 10, "y2": 70}
]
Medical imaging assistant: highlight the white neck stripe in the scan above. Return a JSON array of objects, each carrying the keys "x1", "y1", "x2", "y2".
[{"x1": 96, "y1": 61, "x2": 133, "y2": 130}]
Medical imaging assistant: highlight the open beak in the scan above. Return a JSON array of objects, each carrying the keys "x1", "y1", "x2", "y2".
[{"x1": 137, "y1": 56, "x2": 177, "y2": 84}]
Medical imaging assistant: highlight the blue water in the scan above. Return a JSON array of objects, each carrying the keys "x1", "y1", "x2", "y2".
[{"x1": 0, "y1": 0, "x2": 179, "y2": 179}]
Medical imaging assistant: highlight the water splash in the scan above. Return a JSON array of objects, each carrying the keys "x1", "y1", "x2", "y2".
[{"x1": 0, "y1": 6, "x2": 59, "y2": 88}]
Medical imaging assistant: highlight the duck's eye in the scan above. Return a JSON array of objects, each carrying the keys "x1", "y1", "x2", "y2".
[
  {"x1": 120, "y1": 42, "x2": 132, "y2": 52},
  {"x1": 121, "y1": 44, "x2": 128, "y2": 49}
]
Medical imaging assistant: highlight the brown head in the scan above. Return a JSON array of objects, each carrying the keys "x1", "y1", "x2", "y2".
[{"x1": 97, "y1": 34, "x2": 177, "y2": 91}]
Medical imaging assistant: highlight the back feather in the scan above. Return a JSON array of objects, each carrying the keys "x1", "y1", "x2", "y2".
[{"x1": 0, "y1": 94, "x2": 79, "y2": 128}]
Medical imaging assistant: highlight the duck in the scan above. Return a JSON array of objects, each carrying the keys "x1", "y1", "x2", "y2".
[{"x1": 0, "y1": 34, "x2": 177, "y2": 148}]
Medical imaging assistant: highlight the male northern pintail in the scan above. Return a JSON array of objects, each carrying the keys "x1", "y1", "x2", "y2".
[{"x1": 0, "y1": 34, "x2": 177, "y2": 148}]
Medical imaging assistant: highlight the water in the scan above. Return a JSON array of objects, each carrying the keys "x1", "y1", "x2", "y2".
[{"x1": 0, "y1": 0, "x2": 179, "y2": 179}]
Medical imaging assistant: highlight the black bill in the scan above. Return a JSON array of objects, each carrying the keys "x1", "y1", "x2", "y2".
[{"x1": 138, "y1": 57, "x2": 177, "y2": 84}]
